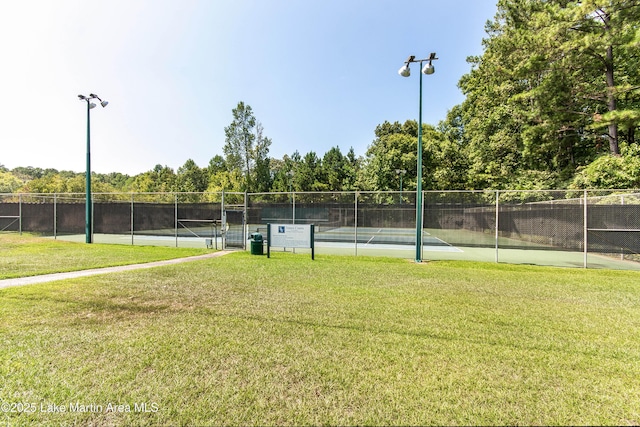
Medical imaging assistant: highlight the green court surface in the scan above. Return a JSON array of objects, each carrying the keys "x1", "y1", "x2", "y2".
[{"x1": 50, "y1": 228, "x2": 640, "y2": 271}]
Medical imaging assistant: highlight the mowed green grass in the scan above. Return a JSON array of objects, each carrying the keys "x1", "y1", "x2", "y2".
[
  {"x1": 0, "y1": 234, "x2": 210, "y2": 279},
  {"x1": 0, "y1": 239, "x2": 639, "y2": 426}
]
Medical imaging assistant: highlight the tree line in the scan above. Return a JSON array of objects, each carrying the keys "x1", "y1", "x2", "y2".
[{"x1": 2, "y1": 0, "x2": 639, "y2": 194}]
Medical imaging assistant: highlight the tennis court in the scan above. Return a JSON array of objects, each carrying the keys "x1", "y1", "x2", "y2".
[
  {"x1": 312, "y1": 226, "x2": 463, "y2": 252},
  {"x1": 4, "y1": 189, "x2": 640, "y2": 270},
  {"x1": 49, "y1": 229, "x2": 640, "y2": 270},
  {"x1": 262, "y1": 225, "x2": 640, "y2": 270}
]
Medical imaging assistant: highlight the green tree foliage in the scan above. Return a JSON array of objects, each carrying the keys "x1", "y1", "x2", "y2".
[
  {"x1": 295, "y1": 152, "x2": 324, "y2": 192},
  {"x1": 204, "y1": 155, "x2": 243, "y2": 193},
  {"x1": 571, "y1": 144, "x2": 640, "y2": 189},
  {"x1": 207, "y1": 155, "x2": 227, "y2": 176},
  {"x1": 6, "y1": 11, "x2": 639, "y2": 196},
  {"x1": 205, "y1": 169, "x2": 242, "y2": 193},
  {"x1": 253, "y1": 122, "x2": 273, "y2": 193},
  {"x1": 362, "y1": 121, "x2": 417, "y2": 191},
  {"x1": 204, "y1": 158, "x2": 235, "y2": 192},
  {"x1": 11, "y1": 166, "x2": 48, "y2": 180},
  {"x1": 322, "y1": 147, "x2": 348, "y2": 191},
  {"x1": 342, "y1": 148, "x2": 361, "y2": 191},
  {"x1": 223, "y1": 102, "x2": 272, "y2": 192},
  {"x1": 175, "y1": 159, "x2": 207, "y2": 193},
  {"x1": 224, "y1": 102, "x2": 255, "y2": 191},
  {"x1": 97, "y1": 172, "x2": 132, "y2": 190},
  {"x1": 459, "y1": 0, "x2": 639, "y2": 189},
  {"x1": 267, "y1": 148, "x2": 361, "y2": 193},
  {"x1": 17, "y1": 172, "x2": 116, "y2": 194},
  {"x1": 361, "y1": 120, "x2": 469, "y2": 191},
  {"x1": 0, "y1": 171, "x2": 23, "y2": 193},
  {"x1": 564, "y1": 0, "x2": 640, "y2": 154},
  {"x1": 128, "y1": 165, "x2": 176, "y2": 193},
  {"x1": 269, "y1": 156, "x2": 296, "y2": 193}
]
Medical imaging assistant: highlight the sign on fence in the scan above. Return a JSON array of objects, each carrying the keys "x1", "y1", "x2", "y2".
[{"x1": 267, "y1": 223, "x2": 315, "y2": 260}]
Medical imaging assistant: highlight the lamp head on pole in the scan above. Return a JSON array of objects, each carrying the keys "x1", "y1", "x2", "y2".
[
  {"x1": 421, "y1": 52, "x2": 437, "y2": 75},
  {"x1": 79, "y1": 93, "x2": 108, "y2": 108},
  {"x1": 398, "y1": 53, "x2": 437, "y2": 77},
  {"x1": 421, "y1": 62, "x2": 435, "y2": 75},
  {"x1": 398, "y1": 55, "x2": 415, "y2": 77}
]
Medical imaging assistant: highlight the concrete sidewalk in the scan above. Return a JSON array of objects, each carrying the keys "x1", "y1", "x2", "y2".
[{"x1": 0, "y1": 251, "x2": 232, "y2": 290}]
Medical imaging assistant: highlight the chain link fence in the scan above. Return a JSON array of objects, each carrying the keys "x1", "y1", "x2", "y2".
[{"x1": 2, "y1": 190, "x2": 639, "y2": 269}]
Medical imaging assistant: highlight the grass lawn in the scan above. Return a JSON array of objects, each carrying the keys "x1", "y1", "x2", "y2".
[
  {"x1": 0, "y1": 239, "x2": 639, "y2": 425},
  {"x1": 0, "y1": 234, "x2": 210, "y2": 279}
]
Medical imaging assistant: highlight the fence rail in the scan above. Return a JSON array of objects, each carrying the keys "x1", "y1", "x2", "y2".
[{"x1": 1, "y1": 190, "x2": 639, "y2": 269}]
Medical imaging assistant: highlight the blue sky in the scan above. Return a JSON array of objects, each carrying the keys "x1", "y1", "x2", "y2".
[{"x1": 0, "y1": 0, "x2": 497, "y2": 175}]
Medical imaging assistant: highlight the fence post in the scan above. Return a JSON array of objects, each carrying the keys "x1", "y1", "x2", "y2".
[
  {"x1": 244, "y1": 192, "x2": 248, "y2": 250},
  {"x1": 354, "y1": 191, "x2": 359, "y2": 257},
  {"x1": 420, "y1": 190, "x2": 425, "y2": 260},
  {"x1": 292, "y1": 192, "x2": 296, "y2": 224},
  {"x1": 495, "y1": 190, "x2": 499, "y2": 263},
  {"x1": 174, "y1": 193, "x2": 178, "y2": 248},
  {"x1": 130, "y1": 193, "x2": 134, "y2": 246},
  {"x1": 221, "y1": 190, "x2": 226, "y2": 249},
  {"x1": 53, "y1": 193, "x2": 57, "y2": 239},
  {"x1": 90, "y1": 194, "x2": 95, "y2": 243},
  {"x1": 291, "y1": 192, "x2": 296, "y2": 253},
  {"x1": 584, "y1": 190, "x2": 588, "y2": 268},
  {"x1": 19, "y1": 193, "x2": 22, "y2": 235}
]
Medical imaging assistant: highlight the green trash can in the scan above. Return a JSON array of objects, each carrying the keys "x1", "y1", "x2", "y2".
[{"x1": 250, "y1": 232, "x2": 264, "y2": 255}]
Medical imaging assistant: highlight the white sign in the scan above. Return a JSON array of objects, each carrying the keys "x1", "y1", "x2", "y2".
[{"x1": 269, "y1": 224, "x2": 312, "y2": 248}]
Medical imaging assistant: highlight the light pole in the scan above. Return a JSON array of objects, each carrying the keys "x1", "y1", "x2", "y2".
[
  {"x1": 395, "y1": 169, "x2": 406, "y2": 204},
  {"x1": 78, "y1": 93, "x2": 108, "y2": 243},
  {"x1": 398, "y1": 53, "x2": 437, "y2": 262}
]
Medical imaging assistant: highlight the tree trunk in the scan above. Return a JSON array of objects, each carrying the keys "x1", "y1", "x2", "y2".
[{"x1": 605, "y1": 37, "x2": 620, "y2": 155}]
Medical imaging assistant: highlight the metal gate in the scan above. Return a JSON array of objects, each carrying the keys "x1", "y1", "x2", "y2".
[{"x1": 224, "y1": 209, "x2": 245, "y2": 249}]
